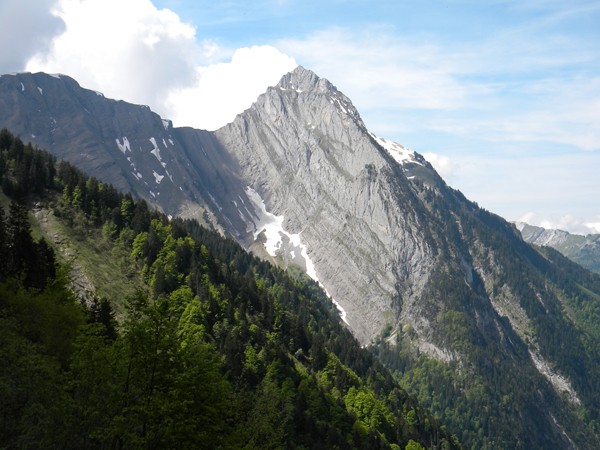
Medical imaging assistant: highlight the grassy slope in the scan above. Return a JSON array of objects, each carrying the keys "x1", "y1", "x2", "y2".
[{"x1": 26, "y1": 197, "x2": 143, "y2": 317}]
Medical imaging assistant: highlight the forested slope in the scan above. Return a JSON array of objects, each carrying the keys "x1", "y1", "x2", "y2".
[{"x1": 0, "y1": 129, "x2": 458, "y2": 449}]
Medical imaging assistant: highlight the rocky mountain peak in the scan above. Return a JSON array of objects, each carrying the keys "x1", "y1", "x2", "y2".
[
  {"x1": 277, "y1": 65, "x2": 345, "y2": 99},
  {"x1": 265, "y1": 65, "x2": 365, "y2": 130}
]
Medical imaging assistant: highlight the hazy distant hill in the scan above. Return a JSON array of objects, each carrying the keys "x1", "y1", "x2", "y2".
[{"x1": 515, "y1": 222, "x2": 600, "y2": 273}]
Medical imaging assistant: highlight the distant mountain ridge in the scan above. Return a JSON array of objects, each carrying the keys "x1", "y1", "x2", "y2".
[
  {"x1": 1, "y1": 68, "x2": 600, "y2": 448},
  {"x1": 515, "y1": 222, "x2": 600, "y2": 273}
]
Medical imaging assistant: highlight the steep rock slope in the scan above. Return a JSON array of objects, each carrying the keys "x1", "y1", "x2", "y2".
[
  {"x1": 213, "y1": 68, "x2": 437, "y2": 343},
  {"x1": 516, "y1": 221, "x2": 600, "y2": 273},
  {"x1": 0, "y1": 72, "x2": 245, "y2": 231}
]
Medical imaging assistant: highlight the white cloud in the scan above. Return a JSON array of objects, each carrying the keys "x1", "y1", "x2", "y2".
[
  {"x1": 0, "y1": 0, "x2": 65, "y2": 73},
  {"x1": 26, "y1": 0, "x2": 199, "y2": 110},
  {"x1": 519, "y1": 212, "x2": 600, "y2": 235},
  {"x1": 423, "y1": 152, "x2": 457, "y2": 180},
  {"x1": 11, "y1": 0, "x2": 599, "y2": 234},
  {"x1": 23, "y1": 0, "x2": 296, "y2": 130},
  {"x1": 586, "y1": 221, "x2": 600, "y2": 234},
  {"x1": 430, "y1": 77, "x2": 600, "y2": 152},
  {"x1": 164, "y1": 46, "x2": 296, "y2": 130}
]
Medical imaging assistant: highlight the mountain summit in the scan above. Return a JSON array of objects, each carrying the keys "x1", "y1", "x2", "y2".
[
  {"x1": 213, "y1": 65, "x2": 438, "y2": 343},
  {"x1": 1, "y1": 68, "x2": 599, "y2": 448}
]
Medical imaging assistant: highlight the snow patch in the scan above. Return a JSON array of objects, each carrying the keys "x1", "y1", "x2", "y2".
[
  {"x1": 280, "y1": 83, "x2": 303, "y2": 94},
  {"x1": 20, "y1": 82, "x2": 25, "y2": 92},
  {"x1": 49, "y1": 73, "x2": 62, "y2": 79},
  {"x1": 331, "y1": 96, "x2": 347, "y2": 114},
  {"x1": 245, "y1": 187, "x2": 348, "y2": 324},
  {"x1": 245, "y1": 187, "x2": 287, "y2": 256},
  {"x1": 162, "y1": 119, "x2": 170, "y2": 130},
  {"x1": 37, "y1": 87, "x2": 43, "y2": 95},
  {"x1": 330, "y1": 297, "x2": 348, "y2": 325},
  {"x1": 152, "y1": 170, "x2": 164, "y2": 184},
  {"x1": 116, "y1": 137, "x2": 131, "y2": 154},
  {"x1": 208, "y1": 193, "x2": 222, "y2": 212},
  {"x1": 149, "y1": 137, "x2": 167, "y2": 168},
  {"x1": 370, "y1": 133, "x2": 423, "y2": 166},
  {"x1": 94, "y1": 91, "x2": 104, "y2": 97}
]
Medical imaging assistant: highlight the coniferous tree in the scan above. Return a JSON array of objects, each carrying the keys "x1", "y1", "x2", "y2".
[
  {"x1": 7, "y1": 201, "x2": 34, "y2": 278},
  {"x1": 0, "y1": 205, "x2": 7, "y2": 277}
]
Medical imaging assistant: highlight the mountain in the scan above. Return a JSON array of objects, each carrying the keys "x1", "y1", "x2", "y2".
[
  {"x1": 1, "y1": 68, "x2": 600, "y2": 448},
  {"x1": 515, "y1": 222, "x2": 600, "y2": 273},
  {"x1": 0, "y1": 71, "x2": 244, "y2": 232}
]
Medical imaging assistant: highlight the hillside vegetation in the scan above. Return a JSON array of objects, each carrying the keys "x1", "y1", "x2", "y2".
[{"x1": 0, "y1": 129, "x2": 458, "y2": 449}]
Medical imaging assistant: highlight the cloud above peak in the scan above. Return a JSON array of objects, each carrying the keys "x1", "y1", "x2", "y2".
[
  {"x1": 18, "y1": 0, "x2": 296, "y2": 130},
  {"x1": 165, "y1": 46, "x2": 296, "y2": 130},
  {"x1": 25, "y1": 0, "x2": 199, "y2": 109},
  {"x1": 0, "y1": 0, "x2": 65, "y2": 72}
]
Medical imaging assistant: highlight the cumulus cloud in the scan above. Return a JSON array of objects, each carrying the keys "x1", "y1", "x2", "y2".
[
  {"x1": 0, "y1": 0, "x2": 65, "y2": 73},
  {"x1": 26, "y1": 0, "x2": 199, "y2": 110},
  {"x1": 21, "y1": 0, "x2": 297, "y2": 129},
  {"x1": 10, "y1": 0, "x2": 599, "y2": 233},
  {"x1": 423, "y1": 152, "x2": 457, "y2": 180},
  {"x1": 164, "y1": 46, "x2": 296, "y2": 129}
]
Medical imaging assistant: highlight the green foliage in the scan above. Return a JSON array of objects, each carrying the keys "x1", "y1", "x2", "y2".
[
  {"x1": 0, "y1": 128, "x2": 459, "y2": 449},
  {"x1": 0, "y1": 317, "x2": 72, "y2": 448},
  {"x1": 345, "y1": 386, "x2": 395, "y2": 436},
  {"x1": 405, "y1": 439, "x2": 425, "y2": 450}
]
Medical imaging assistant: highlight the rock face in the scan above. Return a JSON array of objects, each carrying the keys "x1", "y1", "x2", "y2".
[
  {"x1": 0, "y1": 72, "x2": 233, "y2": 230},
  {"x1": 516, "y1": 222, "x2": 600, "y2": 273},
  {"x1": 213, "y1": 67, "x2": 437, "y2": 342},
  {"x1": 2, "y1": 68, "x2": 600, "y2": 448},
  {"x1": 0, "y1": 69, "x2": 440, "y2": 343}
]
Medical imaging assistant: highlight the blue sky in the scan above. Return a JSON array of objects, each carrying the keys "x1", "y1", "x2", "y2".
[{"x1": 2, "y1": 0, "x2": 599, "y2": 233}]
